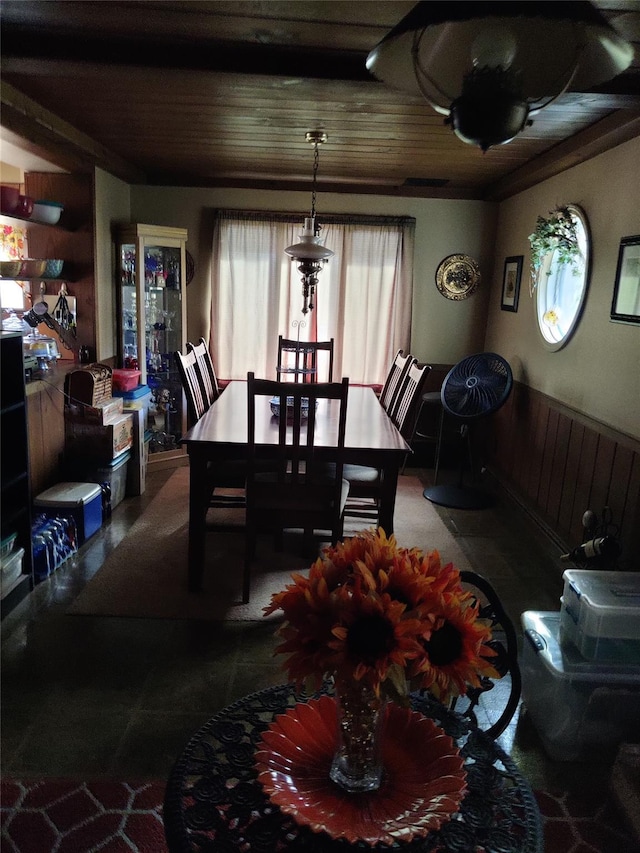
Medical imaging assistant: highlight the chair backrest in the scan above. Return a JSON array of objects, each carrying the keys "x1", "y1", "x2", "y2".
[
  {"x1": 174, "y1": 349, "x2": 208, "y2": 427},
  {"x1": 186, "y1": 337, "x2": 220, "y2": 406},
  {"x1": 276, "y1": 335, "x2": 334, "y2": 383},
  {"x1": 246, "y1": 373, "x2": 349, "y2": 533},
  {"x1": 391, "y1": 361, "x2": 431, "y2": 439},
  {"x1": 379, "y1": 349, "x2": 415, "y2": 415}
]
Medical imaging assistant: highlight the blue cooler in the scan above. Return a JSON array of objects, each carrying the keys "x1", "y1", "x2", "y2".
[{"x1": 34, "y1": 482, "x2": 103, "y2": 544}]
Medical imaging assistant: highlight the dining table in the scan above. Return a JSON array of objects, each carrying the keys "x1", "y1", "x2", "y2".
[
  {"x1": 163, "y1": 682, "x2": 544, "y2": 853},
  {"x1": 181, "y1": 381, "x2": 411, "y2": 593}
]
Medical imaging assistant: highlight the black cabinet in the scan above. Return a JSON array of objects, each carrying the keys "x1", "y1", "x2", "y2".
[{"x1": 1, "y1": 331, "x2": 33, "y2": 617}]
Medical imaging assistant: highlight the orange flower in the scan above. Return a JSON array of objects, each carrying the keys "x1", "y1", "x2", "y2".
[
  {"x1": 263, "y1": 527, "x2": 499, "y2": 702},
  {"x1": 409, "y1": 597, "x2": 498, "y2": 702}
]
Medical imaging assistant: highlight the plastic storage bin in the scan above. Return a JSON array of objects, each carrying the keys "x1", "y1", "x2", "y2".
[
  {"x1": 34, "y1": 482, "x2": 102, "y2": 544},
  {"x1": 66, "y1": 451, "x2": 131, "y2": 512},
  {"x1": 560, "y1": 570, "x2": 640, "y2": 664},
  {"x1": 521, "y1": 610, "x2": 640, "y2": 761},
  {"x1": 112, "y1": 368, "x2": 141, "y2": 392},
  {"x1": 1, "y1": 546, "x2": 25, "y2": 594}
]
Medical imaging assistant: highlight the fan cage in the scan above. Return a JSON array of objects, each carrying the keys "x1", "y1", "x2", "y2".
[{"x1": 441, "y1": 352, "x2": 513, "y2": 420}]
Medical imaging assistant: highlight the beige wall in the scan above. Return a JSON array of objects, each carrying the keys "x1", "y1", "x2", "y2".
[
  {"x1": 129, "y1": 187, "x2": 497, "y2": 366},
  {"x1": 94, "y1": 167, "x2": 130, "y2": 361},
  {"x1": 484, "y1": 136, "x2": 640, "y2": 440}
]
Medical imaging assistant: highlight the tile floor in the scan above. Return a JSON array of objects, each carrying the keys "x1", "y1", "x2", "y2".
[{"x1": 0, "y1": 461, "x2": 622, "y2": 807}]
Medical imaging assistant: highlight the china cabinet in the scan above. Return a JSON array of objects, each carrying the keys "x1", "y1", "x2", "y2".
[{"x1": 115, "y1": 223, "x2": 188, "y2": 462}]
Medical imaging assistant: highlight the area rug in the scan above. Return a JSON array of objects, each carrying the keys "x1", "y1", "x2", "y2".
[
  {"x1": 0, "y1": 779, "x2": 168, "y2": 853},
  {"x1": 67, "y1": 467, "x2": 471, "y2": 621},
  {"x1": 2, "y1": 779, "x2": 638, "y2": 853}
]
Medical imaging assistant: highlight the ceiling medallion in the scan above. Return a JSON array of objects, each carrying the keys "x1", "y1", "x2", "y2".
[{"x1": 435, "y1": 254, "x2": 480, "y2": 300}]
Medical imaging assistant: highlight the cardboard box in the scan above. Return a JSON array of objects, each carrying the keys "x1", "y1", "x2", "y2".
[
  {"x1": 65, "y1": 396, "x2": 124, "y2": 425},
  {"x1": 65, "y1": 411, "x2": 134, "y2": 461},
  {"x1": 521, "y1": 611, "x2": 640, "y2": 761}
]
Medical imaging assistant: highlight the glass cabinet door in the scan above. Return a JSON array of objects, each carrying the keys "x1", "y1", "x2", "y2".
[{"x1": 116, "y1": 224, "x2": 188, "y2": 463}]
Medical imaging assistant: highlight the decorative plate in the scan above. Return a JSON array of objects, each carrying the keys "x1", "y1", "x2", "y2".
[
  {"x1": 436, "y1": 254, "x2": 481, "y2": 300},
  {"x1": 255, "y1": 695, "x2": 467, "y2": 846}
]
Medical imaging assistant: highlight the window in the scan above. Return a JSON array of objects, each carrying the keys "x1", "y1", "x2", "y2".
[
  {"x1": 536, "y1": 204, "x2": 591, "y2": 351},
  {"x1": 210, "y1": 211, "x2": 414, "y2": 384}
]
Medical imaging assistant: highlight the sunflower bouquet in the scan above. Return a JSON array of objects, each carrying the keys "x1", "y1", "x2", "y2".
[{"x1": 264, "y1": 528, "x2": 499, "y2": 705}]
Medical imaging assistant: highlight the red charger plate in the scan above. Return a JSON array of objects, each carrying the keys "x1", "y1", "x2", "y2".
[{"x1": 255, "y1": 694, "x2": 467, "y2": 846}]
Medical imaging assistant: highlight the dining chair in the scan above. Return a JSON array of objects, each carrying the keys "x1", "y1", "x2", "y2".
[
  {"x1": 243, "y1": 372, "x2": 349, "y2": 603},
  {"x1": 186, "y1": 337, "x2": 220, "y2": 407},
  {"x1": 174, "y1": 349, "x2": 247, "y2": 516},
  {"x1": 174, "y1": 349, "x2": 208, "y2": 428},
  {"x1": 379, "y1": 349, "x2": 415, "y2": 418},
  {"x1": 276, "y1": 335, "x2": 334, "y2": 383},
  {"x1": 343, "y1": 361, "x2": 431, "y2": 523}
]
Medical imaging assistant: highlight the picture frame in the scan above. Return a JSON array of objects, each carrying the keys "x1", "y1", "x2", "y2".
[
  {"x1": 501, "y1": 255, "x2": 523, "y2": 312},
  {"x1": 610, "y1": 235, "x2": 640, "y2": 325}
]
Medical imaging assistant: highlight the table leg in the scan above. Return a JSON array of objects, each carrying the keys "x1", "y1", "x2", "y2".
[
  {"x1": 378, "y1": 465, "x2": 399, "y2": 535},
  {"x1": 188, "y1": 454, "x2": 208, "y2": 592}
]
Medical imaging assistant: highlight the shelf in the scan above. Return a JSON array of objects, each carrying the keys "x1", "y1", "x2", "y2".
[
  {"x1": 0, "y1": 211, "x2": 74, "y2": 232},
  {"x1": 0, "y1": 276, "x2": 70, "y2": 283}
]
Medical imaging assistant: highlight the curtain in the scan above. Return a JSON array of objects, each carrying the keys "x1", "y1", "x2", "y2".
[{"x1": 210, "y1": 210, "x2": 414, "y2": 385}]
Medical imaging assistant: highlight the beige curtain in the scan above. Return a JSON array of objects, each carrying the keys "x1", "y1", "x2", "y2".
[{"x1": 210, "y1": 210, "x2": 414, "y2": 384}]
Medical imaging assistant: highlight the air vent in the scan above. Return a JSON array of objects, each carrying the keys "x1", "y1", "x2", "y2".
[{"x1": 403, "y1": 178, "x2": 450, "y2": 187}]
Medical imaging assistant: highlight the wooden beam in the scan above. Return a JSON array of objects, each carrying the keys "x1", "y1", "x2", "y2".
[
  {"x1": 0, "y1": 81, "x2": 145, "y2": 183},
  {"x1": 485, "y1": 109, "x2": 640, "y2": 201}
]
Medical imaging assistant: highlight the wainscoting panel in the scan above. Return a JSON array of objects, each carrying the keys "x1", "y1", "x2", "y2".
[{"x1": 487, "y1": 382, "x2": 640, "y2": 570}]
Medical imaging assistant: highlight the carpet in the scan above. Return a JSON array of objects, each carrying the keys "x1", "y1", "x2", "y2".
[
  {"x1": 67, "y1": 467, "x2": 472, "y2": 621},
  {"x1": 2, "y1": 779, "x2": 638, "y2": 853}
]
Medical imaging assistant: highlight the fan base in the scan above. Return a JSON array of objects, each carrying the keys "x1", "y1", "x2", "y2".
[{"x1": 423, "y1": 485, "x2": 495, "y2": 510}]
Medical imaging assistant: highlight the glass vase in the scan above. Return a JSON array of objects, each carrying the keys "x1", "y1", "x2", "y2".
[{"x1": 329, "y1": 677, "x2": 387, "y2": 793}]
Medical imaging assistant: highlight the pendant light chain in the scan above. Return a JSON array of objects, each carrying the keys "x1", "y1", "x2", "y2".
[{"x1": 311, "y1": 141, "x2": 319, "y2": 227}]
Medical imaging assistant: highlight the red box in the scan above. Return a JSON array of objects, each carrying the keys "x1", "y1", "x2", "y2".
[{"x1": 112, "y1": 369, "x2": 141, "y2": 392}]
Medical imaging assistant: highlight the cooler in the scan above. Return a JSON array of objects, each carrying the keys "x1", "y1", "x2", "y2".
[
  {"x1": 521, "y1": 610, "x2": 640, "y2": 761},
  {"x1": 34, "y1": 482, "x2": 103, "y2": 544},
  {"x1": 560, "y1": 570, "x2": 640, "y2": 664}
]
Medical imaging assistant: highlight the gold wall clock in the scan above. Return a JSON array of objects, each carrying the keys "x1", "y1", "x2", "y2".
[{"x1": 435, "y1": 254, "x2": 480, "y2": 300}]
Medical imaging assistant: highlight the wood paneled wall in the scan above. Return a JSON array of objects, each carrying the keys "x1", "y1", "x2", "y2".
[{"x1": 486, "y1": 382, "x2": 640, "y2": 570}]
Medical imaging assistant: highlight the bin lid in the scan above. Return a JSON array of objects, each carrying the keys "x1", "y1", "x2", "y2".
[
  {"x1": 521, "y1": 611, "x2": 640, "y2": 683},
  {"x1": 34, "y1": 482, "x2": 103, "y2": 507},
  {"x1": 563, "y1": 570, "x2": 640, "y2": 612}
]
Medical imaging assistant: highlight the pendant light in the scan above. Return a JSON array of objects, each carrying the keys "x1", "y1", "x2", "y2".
[
  {"x1": 366, "y1": 1, "x2": 634, "y2": 152},
  {"x1": 285, "y1": 131, "x2": 334, "y2": 314}
]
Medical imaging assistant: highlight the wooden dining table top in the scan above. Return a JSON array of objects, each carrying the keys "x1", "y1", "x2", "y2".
[{"x1": 182, "y1": 380, "x2": 410, "y2": 456}]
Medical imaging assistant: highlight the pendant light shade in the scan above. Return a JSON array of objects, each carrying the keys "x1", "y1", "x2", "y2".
[
  {"x1": 366, "y1": 1, "x2": 634, "y2": 151},
  {"x1": 285, "y1": 132, "x2": 334, "y2": 314}
]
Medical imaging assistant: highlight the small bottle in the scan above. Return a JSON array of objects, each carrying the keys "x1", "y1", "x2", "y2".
[{"x1": 560, "y1": 536, "x2": 620, "y2": 563}]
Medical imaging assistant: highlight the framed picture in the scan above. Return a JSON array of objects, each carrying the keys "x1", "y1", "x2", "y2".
[
  {"x1": 610, "y1": 235, "x2": 640, "y2": 324},
  {"x1": 501, "y1": 255, "x2": 523, "y2": 312}
]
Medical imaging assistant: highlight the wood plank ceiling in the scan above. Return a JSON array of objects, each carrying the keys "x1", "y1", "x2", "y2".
[{"x1": 1, "y1": 0, "x2": 639, "y2": 200}]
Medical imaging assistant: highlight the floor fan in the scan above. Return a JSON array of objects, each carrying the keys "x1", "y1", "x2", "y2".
[{"x1": 423, "y1": 352, "x2": 513, "y2": 509}]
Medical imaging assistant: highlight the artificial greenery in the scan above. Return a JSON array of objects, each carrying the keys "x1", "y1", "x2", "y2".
[{"x1": 528, "y1": 205, "x2": 580, "y2": 294}]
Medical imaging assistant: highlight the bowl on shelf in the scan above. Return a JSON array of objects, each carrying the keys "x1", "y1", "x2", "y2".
[
  {"x1": 32, "y1": 200, "x2": 64, "y2": 225},
  {"x1": 19, "y1": 259, "x2": 47, "y2": 278},
  {"x1": 43, "y1": 259, "x2": 64, "y2": 279},
  {"x1": 15, "y1": 195, "x2": 34, "y2": 218},
  {"x1": 1, "y1": 184, "x2": 20, "y2": 215},
  {"x1": 0, "y1": 260, "x2": 23, "y2": 278}
]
